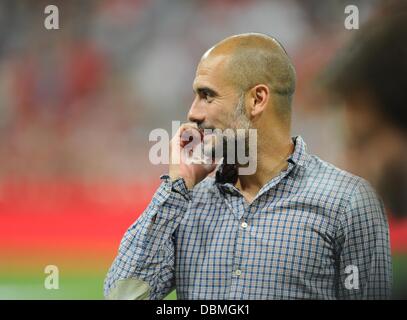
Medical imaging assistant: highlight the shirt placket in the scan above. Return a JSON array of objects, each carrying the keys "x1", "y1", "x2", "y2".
[{"x1": 222, "y1": 188, "x2": 251, "y2": 299}]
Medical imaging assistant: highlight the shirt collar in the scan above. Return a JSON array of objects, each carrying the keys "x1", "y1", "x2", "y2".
[
  {"x1": 214, "y1": 135, "x2": 310, "y2": 186},
  {"x1": 287, "y1": 135, "x2": 311, "y2": 168}
]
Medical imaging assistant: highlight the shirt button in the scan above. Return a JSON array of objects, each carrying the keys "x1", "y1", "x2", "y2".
[
  {"x1": 235, "y1": 269, "x2": 242, "y2": 276},
  {"x1": 241, "y1": 221, "x2": 248, "y2": 229}
]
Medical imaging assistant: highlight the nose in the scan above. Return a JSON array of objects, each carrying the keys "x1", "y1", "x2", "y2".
[{"x1": 187, "y1": 97, "x2": 205, "y2": 124}]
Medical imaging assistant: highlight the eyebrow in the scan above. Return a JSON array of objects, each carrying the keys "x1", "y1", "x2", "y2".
[{"x1": 193, "y1": 86, "x2": 219, "y2": 97}]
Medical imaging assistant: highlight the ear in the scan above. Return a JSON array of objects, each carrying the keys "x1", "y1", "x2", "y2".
[{"x1": 247, "y1": 84, "x2": 269, "y2": 118}]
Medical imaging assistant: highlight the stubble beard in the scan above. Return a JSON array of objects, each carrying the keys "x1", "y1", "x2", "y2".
[{"x1": 203, "y1": 93, "x2": 252, "y2": 164}]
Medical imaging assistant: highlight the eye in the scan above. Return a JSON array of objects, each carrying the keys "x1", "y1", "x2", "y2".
[{"x1": 200, "y1": 91, "x2": 214, "y2": 103}]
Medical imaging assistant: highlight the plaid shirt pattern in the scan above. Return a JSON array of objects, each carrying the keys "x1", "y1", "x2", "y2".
[{"x1": 104, "y1": 136, "x2": 392, "y2": 299}]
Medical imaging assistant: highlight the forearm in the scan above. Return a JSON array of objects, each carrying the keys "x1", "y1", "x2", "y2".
[{"x1": 104, "y1": 176, "x2": 191, "y2": 299}]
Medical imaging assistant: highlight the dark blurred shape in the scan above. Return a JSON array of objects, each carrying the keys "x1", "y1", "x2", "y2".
[
  {"x1": 322, "y1": 9, "x2": 407, "y2": 219},
  {"x1": 323, "y1": 11, "x2": 407, "y2": 132}
]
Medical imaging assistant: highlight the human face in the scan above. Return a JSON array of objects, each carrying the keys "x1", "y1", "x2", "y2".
[
  {"x1": 188, "y1": 55, "x2": 244, "y2": 130},
  {"x1": 188, "y1": 55, "x2": 251, "y2": 161},
  {"x1": 343, "y1": 93, "x2": 407, "y2": 216}
]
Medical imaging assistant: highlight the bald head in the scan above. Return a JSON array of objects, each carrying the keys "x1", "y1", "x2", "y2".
[{"x1": 201, "y1": 33, "x2": 296, "y2": 114}]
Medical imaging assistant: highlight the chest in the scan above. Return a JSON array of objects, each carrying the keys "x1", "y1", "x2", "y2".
[{"x1": 175, "y1": 194, "x2": 337, "y2": 266}]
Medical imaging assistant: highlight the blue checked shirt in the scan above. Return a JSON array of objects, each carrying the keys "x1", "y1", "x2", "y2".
[{"x1": 104, "y1": 136, "x2": 392, "y2": 300}]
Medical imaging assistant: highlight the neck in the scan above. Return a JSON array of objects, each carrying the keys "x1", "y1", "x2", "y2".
[{"x1": 235, "y1": 131, "x2": 294, "y2": 195}]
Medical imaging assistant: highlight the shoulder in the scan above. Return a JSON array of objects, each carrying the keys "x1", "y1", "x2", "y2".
[
  {"x1": 305, "y1": 155, "x2": 385, "y2": 221},
  {"x1": 305, "y1": 154, "x2": 372, "y2": 199}
]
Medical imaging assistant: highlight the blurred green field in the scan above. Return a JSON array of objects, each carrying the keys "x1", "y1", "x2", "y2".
[
  {"x1": 0, "y1": 264, "x2": 178, "y2": 300},
  {"x1": 0, "y1": 255, "x2": 405, "y2": 300}
]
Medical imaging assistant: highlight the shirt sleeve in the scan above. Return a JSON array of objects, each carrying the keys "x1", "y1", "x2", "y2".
[
  {"x1": 103, "y1": 175, "x2": 191, "y2": 300},
  {"x1": 335, "y1": 179, "x2": 393, "y2": 299}
]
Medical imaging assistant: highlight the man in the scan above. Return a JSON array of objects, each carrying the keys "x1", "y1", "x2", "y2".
[
  {"x1": 104, "y1": 33, "x2": 392, "y2": 299},
  {"x1": 322, "y1": 12, "x2": 407, "y2": 220},
  {"x1": 322, "y1": 11, "x2": 406, "y2": 298}
]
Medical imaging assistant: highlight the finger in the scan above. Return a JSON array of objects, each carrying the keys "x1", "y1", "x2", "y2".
[{"x1": 180, "y1": 125, "x2": 202, "y2": 148}]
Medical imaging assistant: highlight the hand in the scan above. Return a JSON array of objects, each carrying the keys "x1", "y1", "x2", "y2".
[{"x1": 169, "y1": 123, "x2": 217, "y2": 189}]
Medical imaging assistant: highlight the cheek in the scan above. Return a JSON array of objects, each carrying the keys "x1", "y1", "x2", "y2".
[{"x1": 207, "y1": 103, "x2": 233, "y2": 127}]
